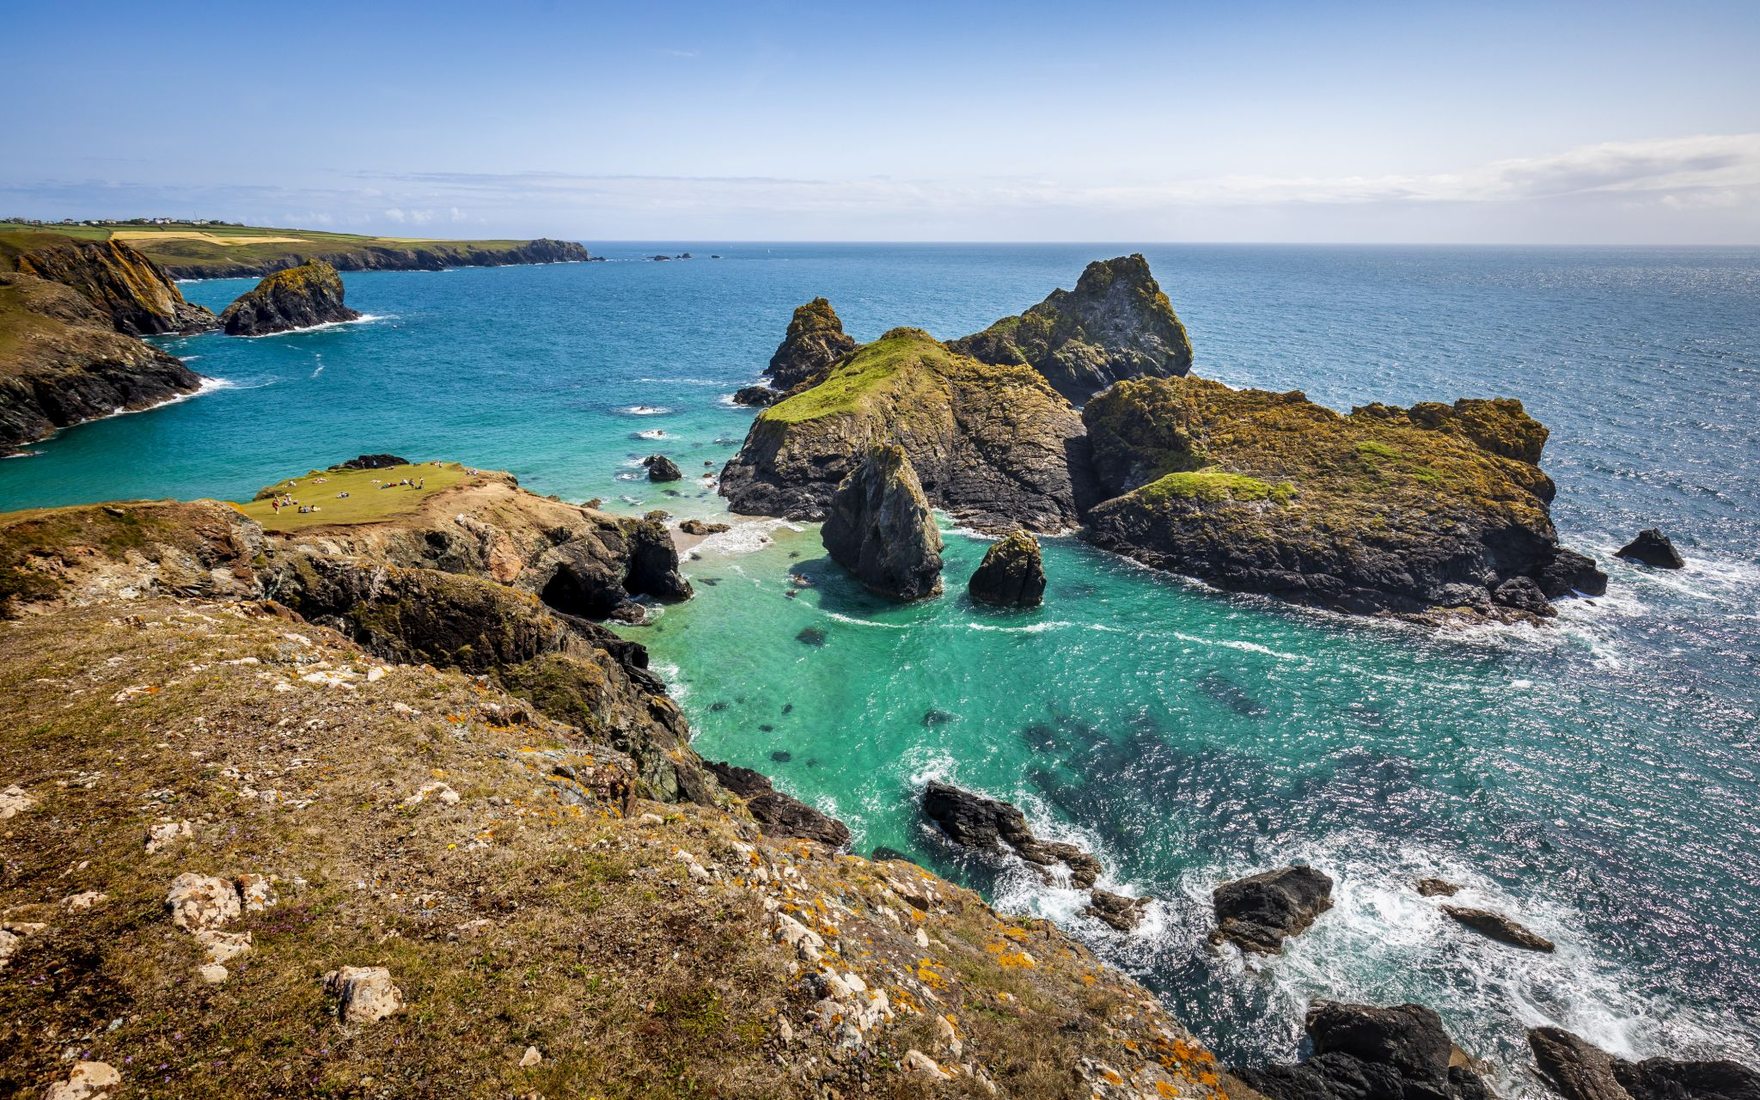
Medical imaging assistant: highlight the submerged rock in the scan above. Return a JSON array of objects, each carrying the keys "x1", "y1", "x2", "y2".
[
  {"x1": 220, "y1": 259, "x2": 361, "y2": 336},
  {"x1": 1529, "y1": 1026, "x2": 1760, "y2": 1100},
  {"x1": 1615, "y1": 528, "x2": 1685, "y2": 569},
  {"x1": 643, "y1": 454, "x2": 683, "y2": 482},
  {"x1": 765, "y1": 297, "x2": 858, "y2": 392},
  {"x1": 18, "y1": 239, "x2": 216, "y2": 335},
  {"x1": 1084, "y1": 377, "x2": 1605, "y2": 619},
  {"x1": 950, "y1": 254, "x2": 1192, "y2": 403},
  {"x1": 1443, "y1": 905, "x2": 1555, "y2": 952},
  {"x1": 1237, "y1": 1001, "x2": 1492, "y2": 1100},
  {"x1": 968, "y1": 529, "x2": 1047, "y2": 607},
  {"x1": 704, "y1": 760, "x2": 850, "y2": 848},
  {"x1": 821, "y1": 443, "x2": 943, "y2": 601},
  {"x1": 1210, "y1": 865, "x2": 1333, "y2": 953},
  {"x1": 921, "y1": 780, "x2": 1100, "y2": 888}
]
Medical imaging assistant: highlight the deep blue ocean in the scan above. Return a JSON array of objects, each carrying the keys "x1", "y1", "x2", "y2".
[{"x1": 4, "y1": 244, "x2": 1757, "y2": 1093}]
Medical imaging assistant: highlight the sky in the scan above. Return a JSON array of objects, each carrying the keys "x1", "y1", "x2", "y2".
[{"x1": 5, "y1": 0, "x2": 1760, "y2": 243}]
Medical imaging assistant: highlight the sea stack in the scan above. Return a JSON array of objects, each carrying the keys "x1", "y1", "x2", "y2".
[
  {"x1": 765, "y1": 297, "x2": 858, "y2": 392},
  {"x1": 220, "y1": 259, "x2": 361, "y2": 336},
  {"x1": 821, "y1": 443, "x2": 943, "y2": 600},
  {"x1": 1615, "y1": 528, "x2": 1685, "y2": 569},
  {"x1": 968, "y1": 529, "x2": 1047, "y2": 607}
]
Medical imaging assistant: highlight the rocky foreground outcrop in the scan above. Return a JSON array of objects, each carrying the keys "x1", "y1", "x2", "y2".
[
  {"x1": 1529, "y1": 1026, "x2": 1760, "y2": 1100},
  {"x1": 0, "y1": 474, "x2": 1244, "y2": 1100},
  {"x1": 703, "y1": 760, "x2": 851, "y2": 848},
  {"x1": 949, "y1": 254, "x2": 1192, "y2": 403},
  {"x1": 17, "y1": 239, "x2": 216, "y2": 335},
  {"x1": 820, "y1": 443, "x2": 944, "y2": 600},
  {"x1": 1084, "y1": 376, "x2": 1609, "y2": 619},
  {"x1": 220, "y1": 259, "x2": 361, "y2": 336},
  {"x1": 968, "y1": 528, "x2": 1047, "y2": 607},
  {"x1": 1236, "y1": 1001, "x2": 1494, "y2": 1100},
  {"x1": 0, "y1": 271, "x2": 204, "y2": 453},
  {"x1": 723, "y1": 327, "x2": 1093, "y2": 530}
]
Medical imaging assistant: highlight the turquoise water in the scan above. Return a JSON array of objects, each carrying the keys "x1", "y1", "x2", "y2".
[{"x1": 5, "y1": 244, "x2": 1758, "y2": 1090}]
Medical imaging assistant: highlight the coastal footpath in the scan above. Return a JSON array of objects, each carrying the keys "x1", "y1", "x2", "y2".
[{"x1": 0, "y1": 461, "x2": 1244, "y2": 1098}]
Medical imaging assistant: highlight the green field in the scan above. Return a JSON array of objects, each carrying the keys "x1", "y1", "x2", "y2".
[
  {"x1": 232, "y1": 461, "x2": 470, "y2": 532},
  {"x1": 0, "y1": 220, "x2": 581, "y2": 279}
]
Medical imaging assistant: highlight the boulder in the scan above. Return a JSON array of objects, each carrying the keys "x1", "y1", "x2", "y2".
[
  {"x1": 968, "y1": 529, "x2": 1047, "y2": 607},
  {"x1": 921, "y1": 780, "x2": 1100, "y2": 888},
  {"x1": 324, "y1": 965, "x2": 404, "y2": 1024},
  {"x1": 1529, "y1": 1026, "x2": 1760, "y2": 1100},
  {"x1": 821, "y1": 443, "x2": 944, "y2": 601},
  {"x1": 166, "y1": 872, "x2": 241, "y2": 932},
  {"x1": 219, "y1": 259, "x2": 361, "y2": 336},
  {"x1": 1210, "y1": 865, "x2": 1333, "y2": 953},
  {"x1": 643, "y1": 454, "x2": 683, "y2": 482},
  {"x1": 1085, "y1": 889, "x2": 1151, "y2": 931},
  {"x1": 765, "y1": 297, "x2": 858, "y2": 391},
  {"x1": 1236, "y1": 1001, "x2": 1492, "y2": 1100},
  {"x1": 950, "y1": 254, "x2": 1193, "y2": 403},
  {"x1": 43, "y1": 1060, "x2": 122, "y2": 1100},
  {"x1": 1615, "y1": 529, "x2": 1685, "y2": 569},
  {"x1": 677, "y1": 518, "x2": 731, "y2": 536},
  {"x1": 18, "y1": 239, "x2": 216, "y2": 335},
  {"x1": 1443, "y1": 905, "x2": 1555, "y2": 952},
  {"x1": 732, "y1": 384, "x2": 783, "y2": 407},
  {"x1": 1538, "y1": 547, "x2": 1611, "y2": 597},
  {"x1": 704, "y1": 760, "x2": 851, "y2": 848},
  {"x1": 1415, "y1": 877, "x2": 1461, "y2": 897}
]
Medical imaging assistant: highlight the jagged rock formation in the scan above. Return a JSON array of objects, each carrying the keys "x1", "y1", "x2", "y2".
[
  {"x1": 0, "y1": 272, "x2": 203, "y2": 453},
  {"x1": 723, "y1": 328, "x2": 1092, "y2": 531},
  {"x1": 950, "y1": 254, "x2": 1192, "y2": 403},
  {"x1": 1085, "y1": 889, "x2": 1151, "y2": 932},
  {"x1": 1237, "y1": 1001, "x2": 1493, "y2": 1100},
  {"x1": 1616, "y1": 528, "x2": 1685, "y2": 569},
  {"x1": 17, "y1": 239, "x2": 216, "y2": 335},
  {"x1": 643, "y1": 454, "x2": 682, "y2": 482},
  {"x1": 1528, "y1": 1027, "x2": 1760, "y2": 1100},
  {"x1": 703, "y1": 761, "x2": 851, "y2": 848},
  {"x1": 921, "y1": 781, "x2": 1101, "y2": 888},
  {"x1": 766, "y1": 297, "x2": 858, "y2": 392},
  {"x1": 1443, "y1": 905, "x2": 1556, "y2": 951},
  {"x1": 968, "y1": 528, "x2": 1047, "y2": 606},
  {"x1": 732, "y1": 384, "x2": 782, "y2": 407},
  {"x1": 220, "y1": 259, "x2": 361, "y2": 336},
  {"x1": 0, "y1": 479, "x2": 1243, "y2": 1100},
  {"x1": 156, "y1": 237, "x2": 592, "y2": 280},
  {"x1": 1083, "y1": 376, "x2": 1609, "y2": 619},
  {"x1": 820, "y1": 443, "x2": 943, "y2": 600},
  {"x1": 1211, "y1": 865, "x2": 1334, "y2": 953}
]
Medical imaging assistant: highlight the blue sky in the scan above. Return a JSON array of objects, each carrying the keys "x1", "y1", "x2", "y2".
[{"x1": 5, "y1": 0, "x2": 1759, "y2": 242}]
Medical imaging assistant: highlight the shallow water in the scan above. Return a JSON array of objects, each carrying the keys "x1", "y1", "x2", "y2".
[{"x1": 5, "y1": 244, "x2": 1758, "y2": 1090}]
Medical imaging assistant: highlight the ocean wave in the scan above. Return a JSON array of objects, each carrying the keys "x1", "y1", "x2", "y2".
[
  {"x1": 695, "y1": 518, "x2": 800, "y2": 556},
  {"x1": 634, "y1": 429, "x2": 667, "y2": 440},
  {"x1": 1171, "y1": 630, "x2": 1305, "y2": 661},
  {"x1": 957, "y1": 620, "x2": 1069, "y2": 634},
  {"x1": 231, "y1": 313, "x2": 391, "y2": 339},
  {"x1": 822, "y1": 611, "x2": 912, "y2": 630},
  {"x1": 637, "y1": 377, "x2": 729, "y2": 387}
]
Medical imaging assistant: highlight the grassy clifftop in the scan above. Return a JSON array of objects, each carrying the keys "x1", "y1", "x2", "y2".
[{"x1": 0, "y1": 222, "x2": 589, "y2": 280}]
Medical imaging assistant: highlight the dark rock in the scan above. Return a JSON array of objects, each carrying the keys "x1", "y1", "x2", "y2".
[
  {"x1": 677, "y1": 518, "x2": 731, "y2": 536},
  {"x1": 921, "y1": 780, "x2": 1100, "y2": 888},
  {"x1": 1416, "y1": 878, "x2": 1461, "y2": 897},
  {"x1": 968, "y1": 529, "x2": 1047, "y2": 607},
  {"x1": 643, "y1": 454, "x2": 683, "y2": 482},
  {"x1": 733, "y1": 384, "x2": 783, "y2": 407},
  {"x1": 796, "y1": 627, "x2": 826, "y2": 647},
  {"x1": 1539, "y1": 547, "x2": 1611, "y2": 597},
  {"x1": 18, "y1": 239, "x2": 216, "y2": 335},
  {"x1": 333, "y1": 454, "x2": 410, "y2": 471},
  {"x1": 921, "y1": 709, "x2": 954, "y2": 727},
  {"x1": 1443, "y1": 905, "x2": 1555, "y2": 952},
  {"x1": 1615, "y1": 529, "x2": 1685, "y2": 570},
  {"x1": 950, "y1": 254, "x2": 1193, "y2": 403},
  {"x1": 1529, "y1": 1026, "x2": 1760, "y2": 1100},
  {"x1": 1495, "y1": 575, "x2": 1557, "y2": 617},
  {"x1": 1237, "y1": 1001, "x2": 1493, "y2": 1100},
  {"x1": 765, "y1": 298, "x2": 858, "y2": 392},
  {"x1": 821, "y1": 443, "x2": 944, "y2": 601},
  {"x1": 155, "y1": 238, "x2": 590, "y2": 280},
  {"x1": 1085, "y1": 890, "x2": 1151, "y2": 931},
  {"x1": 704, "y1": 760, "x2": 850, "y2": 848},
  {"x1": 620, "y1": 515, "x2": 693, "y2": 602},
  {"x1": 1211, "y1": 865, "x2": 1334, "y2": 953},
  {"x1": 769, "y1": 750, "x2": 792, "y2": 763},
  {"x1": 219, "y1": 259, "x2": 361, "y2": 336}
]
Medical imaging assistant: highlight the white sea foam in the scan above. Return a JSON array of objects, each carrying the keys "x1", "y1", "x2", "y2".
[
  {"x1": 695, "y1": 518, "x2": 800, "y2": 556},
  {"x1": 621, "y1": 405, "x2": 672, "y2": 416},
  {"x1": 823, "y1": 611, "x2": 911, "y2": 630},
  {"x1": 957, "y1": 620, "x2": 1068, "y2": 634},
  {"x1": 1171, "y1": 630, "x2": 1304, "y2": 661},
  {"x1": 635, "y1": 429, "x2": 667, "y2": 440},
  {"x1": 232, "y1": 313, "x2": 390, "y2": 338}
]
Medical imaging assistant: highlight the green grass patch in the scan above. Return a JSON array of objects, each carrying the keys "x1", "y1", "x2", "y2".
[
  {"x1": 233, "y1": 461, "x2": 469, "y2": 531},
  {"x1": 1139, "y1": 469, "x2": 1296, "y2": 505},
  {"x1": 761, "y1": 327, "x2": 946, "y2": 424}
]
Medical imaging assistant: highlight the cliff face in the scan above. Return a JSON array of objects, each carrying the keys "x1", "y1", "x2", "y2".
[
  {"x1": 950, "y1": 254, "x2": 1193, "y2": 403},
  {"x1": 161, "y1": 237, "x2": 591, "y2": 280},
  {"x1": 0, "y1": 483, "x2": 1241, "y2": 1100},
  {"x1": 220, "y1": 259, "x2": 361, "y2": 336},
  {"x1": 1082, "y1": 376, "x2": 1606, "y2": 618},
  {"x1": 722, "y1": 327, "x2": 1093, "y2": 532},
  {"x1": 17, "y1": 239, "x2": 217, "y2": 335},
  {"x1": 0, "y1": 272, "x2": 203, "y2": 453}
]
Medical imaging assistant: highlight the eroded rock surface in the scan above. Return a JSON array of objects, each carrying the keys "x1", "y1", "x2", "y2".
[
  {"x1": 1616, "y1": 528, "x2": 1685, "y2": 569},
  {"x1": 820, "y1": 443, "x2": 944, "y2": 600},
  {"x1": 922, "y1": 780, "x2": 1101, "y2": 888},
  {"x1": 765, "y1": 297, "x2": 858, "y2": 392},
  {"x1": 220, "y1": 259, "x2": 361, "y2": 336},
  {"x1": 1529, "y1": 1026, "x2": 1760, "y2": 1100},
  {"x1": 19, "y1": 239, "x2": 215, "y2": 335},
  {"x1": 703, "y1": 760, "x2": 851, "y2": 848},
  {"x1": 967, "y1": 528, "x2": 1046, "y2": 607},
  {"x1": 1238, "y1": 1001, "x2": 1493, "y2": 1100},
  {"x1": 1211, "y1": 865, "x2": 1333, "y2": 953}
]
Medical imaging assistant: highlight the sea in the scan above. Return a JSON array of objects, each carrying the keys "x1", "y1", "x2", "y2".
[{"x1": 4, "y1": 244, "x2": 1757, "y2": 1094}]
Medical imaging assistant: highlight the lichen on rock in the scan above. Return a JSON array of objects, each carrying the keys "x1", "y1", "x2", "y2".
[{"x1": 219, "y1": 259, "x2": 361, "y2": 336}]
